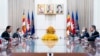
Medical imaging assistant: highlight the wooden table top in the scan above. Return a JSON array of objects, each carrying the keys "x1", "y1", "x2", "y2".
[{"x1": 12, "y1": 53, "x2": 88, "y2": 56}]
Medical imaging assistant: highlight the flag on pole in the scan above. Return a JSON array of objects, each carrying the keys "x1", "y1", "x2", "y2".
[
  {"x1": 66, "y1": 12, "x2": 71, "y2": 35},
  {"x1": 22, "y1": 12, "x2": 27, "y2": 34},
  {"x1": 31, "y1": 11, "x2": 35, "y2": 35},
  {"x1": 75, "y1": 11, "x2": 79, "y2": 30},
  {"x1": 71, "y1": 12, "x2": 75, "y2": 34},
  {"x1": 26, "y1": 12, "x2": 31, "y2": 32}
]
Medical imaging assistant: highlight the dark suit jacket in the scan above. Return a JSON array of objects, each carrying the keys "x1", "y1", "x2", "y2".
[
  {"x1": 81, "y1": 31, "x2": 89, "y2": 38},
  {"x1": 1, "y1": 31, "x2": 10, "y2": 41},
  {"x1": 13, "y1": 32, "x2": 21, "y2": 38},
  {"x1": 88, "y1": 31, "x2": 99, "y2": 41}
]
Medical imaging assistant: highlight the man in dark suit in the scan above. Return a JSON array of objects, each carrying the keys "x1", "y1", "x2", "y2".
[
  {"x1": 88, "y1": 25, "x2": 99, "y2": 48},
  {"x1": 88, "y1": 25, "x2": 99, "y2": 41},
  {"x1": 1, "y1": 26, "x2": 12, "y2": 41},
  {"x1": 81, "y1": 27, "x2": 89, "y2": 39},
  {"x1": 13, "y1": 28, "x2": 21, "y2": 38},
  {"x1": 13, "y1": 28, "x2": 22, "y2": 43}
]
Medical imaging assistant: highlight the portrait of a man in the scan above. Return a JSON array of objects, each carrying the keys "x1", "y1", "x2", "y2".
[
  {"x1": 56, "y1": 4, "x2": 63, "y2": 14},
  {"x1": 37, "y1": 4, "x2": 45, "y2": 14},
  {"x1": 46, "y1": 4, "x2": 54, "y2": 14}
]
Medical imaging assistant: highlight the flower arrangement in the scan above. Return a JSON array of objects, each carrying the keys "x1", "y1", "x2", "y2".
[
  {"x1": 42, "y1": 26, "x2": 58, "y2": 41},
  {"x1": 46, "y1": 26, "x2": 55, "y2": 34},
  {"x1": 42, "y1": 26, "x2": 58, "y2": 48}
]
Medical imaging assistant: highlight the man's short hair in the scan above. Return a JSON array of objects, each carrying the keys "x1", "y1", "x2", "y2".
[
  {"x1": 17, "y1": 28, "x2": 20, "y2": 31},
  {"x1": 91, "y1": 25, "x2": 96, "y2": 30},
  {"x1": 6, "y1": 25, "x2": 11, "y2": 30},
  {"x1": 84, "y1": 27, "x2": 88, "y2": 31}
]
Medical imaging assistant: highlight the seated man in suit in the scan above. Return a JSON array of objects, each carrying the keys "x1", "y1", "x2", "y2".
[
  {"x1": 13, "y1": 28, "x2": 21, "y2": 38},
  {"x1": 88, "y1": 25, "x2": 99, "y2": 41},
  {"x1": 81, "y1": 27, "x2": 90, "y2": 39},
  {"x1": 1, "y1": 26, "x2": 12, "y2": 41},
  {"x1": 13, "y1": 28, "x2": 22, "y2": 43},
  {"x1": 1, "y1": 26, "x2": 12, "y2": 55},
  {"x1": 88, "y1": 25, "x2": 99, "y2": 49}
]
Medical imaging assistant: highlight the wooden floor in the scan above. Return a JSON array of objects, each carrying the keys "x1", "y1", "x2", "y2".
[{"x1": 12, "y1": 53, "x2": 88, "y2": 56}]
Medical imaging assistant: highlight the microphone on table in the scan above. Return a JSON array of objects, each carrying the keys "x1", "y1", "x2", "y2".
[
  {"x1": 47, "y1": 52, "x2": 53, "y2": 56},
  {"x1": 49, "y1": 53, "x2": 51, "y2": 56}
]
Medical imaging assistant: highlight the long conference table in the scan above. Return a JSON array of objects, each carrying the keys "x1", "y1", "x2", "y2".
[{"x1": 12, "y1": 53, "x2": 88, "y2": 56}]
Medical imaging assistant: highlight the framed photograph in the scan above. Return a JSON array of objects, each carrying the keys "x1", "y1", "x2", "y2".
[
  {"x1": 56, "y1": 4, "x2": 63, "y2": 14},
  {"x1": 37, "y1": 4, "x2": 45, "y2": 14},
  {"x1": 45, "y1": 4, "x2": 55, "y2": 14}
]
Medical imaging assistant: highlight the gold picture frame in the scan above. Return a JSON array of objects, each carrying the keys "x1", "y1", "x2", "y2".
[{"x1": 37, "y1": 4, "x2": 45, "y2": 14}]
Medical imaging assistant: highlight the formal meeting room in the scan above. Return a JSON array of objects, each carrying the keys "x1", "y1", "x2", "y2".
[{"x1": 0, "y1": 0, "x2": 100, "y2": 56}]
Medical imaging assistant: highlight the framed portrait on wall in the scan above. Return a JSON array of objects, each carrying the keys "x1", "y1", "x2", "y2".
[
  {"x1": 45, "y1": 4, "x2": 55, "y2": 14},
  {"x1": 56, "y1": 4, "x2": 63, "y2": 14},
  {"x1": 37, "y1": 4, "x2": 45, "y2": 14}
]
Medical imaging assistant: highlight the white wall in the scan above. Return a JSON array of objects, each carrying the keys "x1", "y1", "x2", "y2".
[
  {"x1": 34, "y1": 0, "x2": 67, "y2": 52},
  {"x1": 94, "y1": 0, "x2": 100, "y2": 32},
  {"x1": 0, "y1": 0, "x2": 8, "y2": 35}
]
